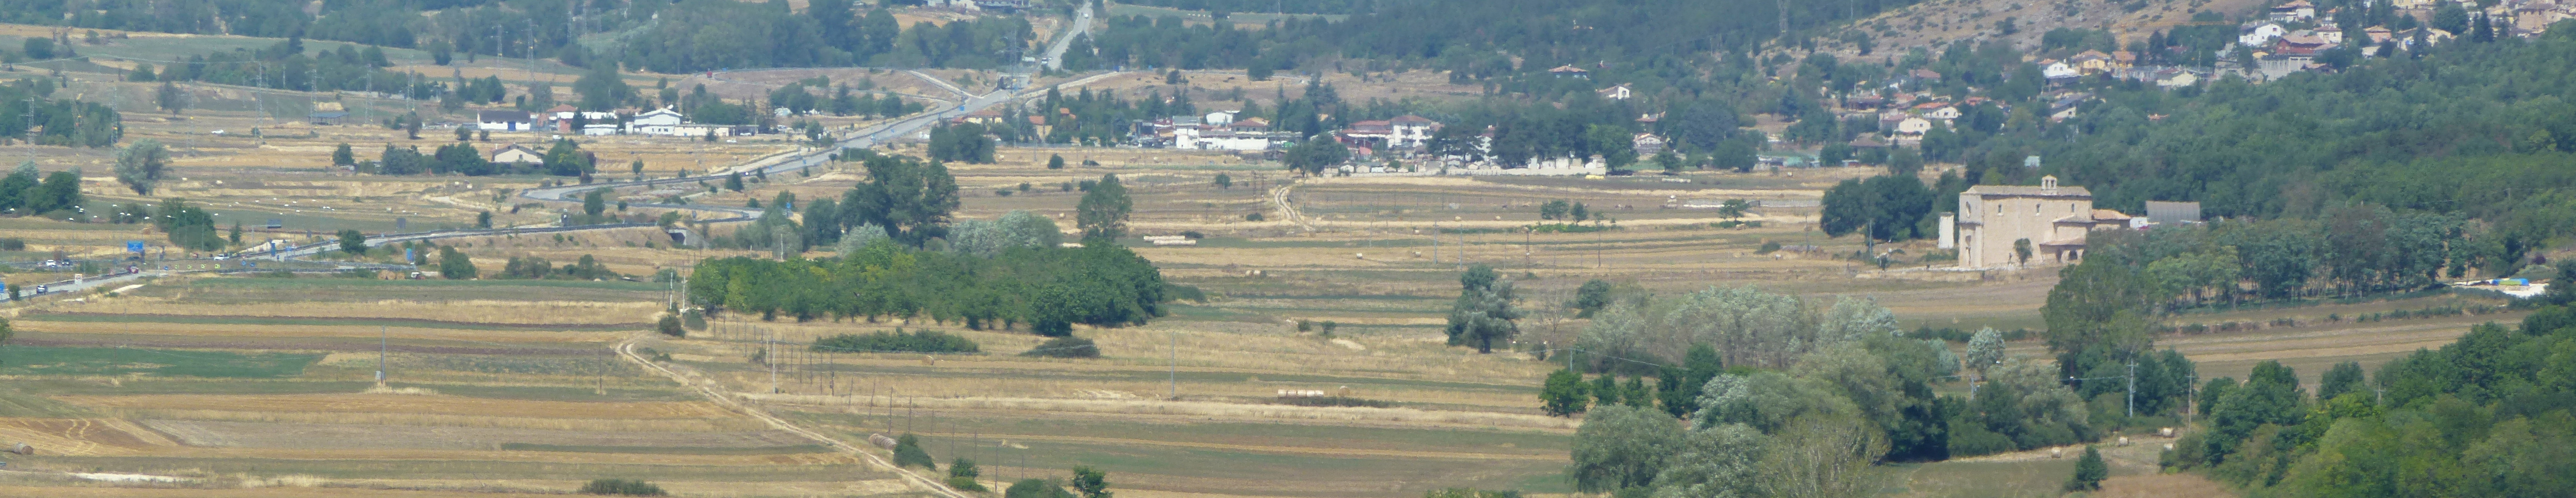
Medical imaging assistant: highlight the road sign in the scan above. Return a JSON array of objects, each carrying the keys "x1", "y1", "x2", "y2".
[{"x1": 127, "y1": 240, "x2": 145, "y2": 253}]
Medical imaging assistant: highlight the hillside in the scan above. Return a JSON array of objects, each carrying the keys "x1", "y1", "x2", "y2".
[{"x1": 1810, "y1": 0, "x2": 2268, "y2": 60}]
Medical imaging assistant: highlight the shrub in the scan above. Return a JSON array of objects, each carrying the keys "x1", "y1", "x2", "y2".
[
  {"x1": 681, "y1": 309, "x2": 707, "y2": 331},
  {"x1": 1023, "y1": 336, "x2": 1099, "y2": 358},
  {"x1": 2065, "y1": 445, "x2": 2107, "y2": 491},
  {"x1": 893, "y1": 434, "x2": 937, "y2": 470},
  {"x1": 1245, "y1": 212, "x2": 1264, "y2": 221},
  {"x1": 1755, "y1": 241, "x2": 1783, "y2": 254},
  {"x1": 0, "y1": 237, "x2": 23, "y2": 250},
  {"x1": 812, "y1": 329, "x2": 979, "y2": 353},
  {"x1": 1425, "y1": 488, "x2": 1523, "y2": 498},
  {"x1": 947, "y1": 458, "x2": 986, "y2": 491},
  {"x1": 1006, "y1": 479, "x2": 1076, "y2": 498},
  {"x1": 656, "y1": 315, "x2": 686, "y2": 338},
  {"x1": 579, "y1": 479, "x2": 666, "y2": 496}
]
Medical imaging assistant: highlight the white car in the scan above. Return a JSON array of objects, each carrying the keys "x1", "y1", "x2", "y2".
[{"x1": 212, "y1": 254, "x2": 230, "y2": 260}]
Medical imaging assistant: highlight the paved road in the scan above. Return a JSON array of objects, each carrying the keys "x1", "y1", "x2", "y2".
[
  {"x1": 227, "y1": 5, "x2": 1093, "y2": 263},
  {"x1": 1042, "y1": 4, "x2": 1094, "y2": 71}
]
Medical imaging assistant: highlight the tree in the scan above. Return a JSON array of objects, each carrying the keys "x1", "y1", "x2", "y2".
[
  {"x1": 1650, "y1": 423, "x2": 1767, "y2": 498},
  {"x1": 115, "y1": 139, "x2": 169, "y2": 194},
  {"x1": 840, "y1": 154, "x2": 960, "y2": 247},
  {"x1": 1570, "y1": 404, "x2": 1682, "y2": 492},
  {"x1": 1573, "y1": 279, "x2": 1614, "y2": 318},
  {"x1": 1964, "y1": 327, "x2": 2006, "y2": 377},
  {"x1": 2012, "y1": 238, "x2": 2033, "y2": 267},
  {"x1": 478, "y1": 211, "x2": 494, "y2": 229},
  {"x1": 332, "y1": 143, "x2": 356, "y2": 166},
  {"x1": 1444, "y1": 264, "x2": 1521, "y2": 353},
  {"x1": 1284, "y1": 140, "x2": 1349, "y2": 175},
  {"x1": 1758, "y1": 415, "x2": 1889, "y2": 498},
  {"x1": 1069, "y1": 466, "x2": 1111, "y2": 498},
  {"x1": 1005, "y1": 479, "x2": 1076, "y2": 498},
  {"x1": 339, "y1": 229, "x2": 369, "y2": 255},
  {"x1": 228, "y1": 221, "x2": 242, "y2": 246},
  {"x1": 1076, "y1": 174, "x2": 1131, "y2": 241},
  {"x1": 2316, "y1": 361, "x2": 2365, "y2": 401},
  {"x1": 1048, "y1": 154, "x2": 1066, "y2": 169},
  {"x1": 726, "y1": 171, "x2": 746, "y2": 192},
  {"x1": 438, "y1": 246, "x2": 478, "y2": 279},
  {"x1": 157, "y1": 199, "x2": 222, "y2": 250},
  {"x1": 1542, "y1": 369, "x2": 1591, "y2": 416},
  {"x1": 657, "y1": 315, "x2": 686, "y2": 337},
  {"x1": 2065, "y1": 445, "x2": 2108, "y2": 491},
  {"x1": 575, "y1": 63, "x2": 635, "y2": 111},
  {"x1": 1213, "y1": 173, "x2": 1231, "y2": 189},
  {"x1": 156, "y1": 80, "x2": 184, "y2": 114},
  {"x1": 1540, "y1": 199, "x2": 1570, "y2": 220},
  {"x1": 584, "y1": 188, "x2": 609, "y2": 218}
]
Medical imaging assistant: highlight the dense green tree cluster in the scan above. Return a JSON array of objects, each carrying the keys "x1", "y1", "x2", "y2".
[
  {"x1": 926, "y1": 123, "x2": 997, "y2": 164},
  {"x1": 811, "y1": 329, "x2": 979, "y2": 353},
  {"x1": 155, "y1": 199, "x2": 223, "y2": 251},
  {"x1": 0, "y1": 77, "x2": 122, "y2": 148},
  {"x1": 687, "y1": 239, "x2": 1167, "y2": 334},
  {"x1": 500, "y1": 254, "x2": 615, "y2": 280},
  {"x1": 0, "y1": 162, "x2": 85, "y2": 218},
  {"x1": 141, "y1": 39, "x2": 439, "y2": 101},
  {"x1": 2166, "y1": 306, "x2": 2576, "y2": 497}
]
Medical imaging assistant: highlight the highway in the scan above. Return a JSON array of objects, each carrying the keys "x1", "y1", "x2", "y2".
[
  {"x1": 1042, "y1": 4, "x2": 1094, "y2": 71},
  {"x1": 154, "y1": 6, "x2": 1102, "y2": 267}
]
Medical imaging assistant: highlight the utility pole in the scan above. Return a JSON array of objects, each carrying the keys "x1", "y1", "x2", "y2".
[
  {"x1": 1168, "y1": 330, "x2": 1177, "y2": 400},
  {"x1": 767, "y1": 326, "x2": 778, "y2": 394},
  {"x1": 377, "y1": 326, "x2": 387, "y2": 388}
]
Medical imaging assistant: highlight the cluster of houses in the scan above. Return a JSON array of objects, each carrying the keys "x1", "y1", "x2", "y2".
[
  {"x1": 2226, "y1": 0, "x2": 2576, "y2": 77},
  {"x1": 1134, "y1": 110, "x2": 1295, "y2": 152},
  {"x1": 474, "y1": 105, "x2": 757, "y2": 138}
]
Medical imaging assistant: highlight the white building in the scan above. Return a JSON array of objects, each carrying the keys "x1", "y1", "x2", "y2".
[
  {"x1": 2241, "y1": 23, "x2": 2288, "y2": 46},
  {"x1": 477, "y1": 110, "x2": 535, "y2": 131},
  {"x1": 1174, "y1": 127, "x2": 1273, "y2": 151}
]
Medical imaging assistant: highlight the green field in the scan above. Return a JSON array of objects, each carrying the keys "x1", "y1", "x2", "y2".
[{"x1": 0, "y1": 346, "x2": 322, "y2": 378}]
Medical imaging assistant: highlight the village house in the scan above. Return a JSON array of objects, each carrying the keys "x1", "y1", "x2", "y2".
[
  {"x1": 1596, "y1": 83, "x2": 1633, "y2": 101},
  {"x1": 1952, "y1": 176, "x2": 2096, "y2": 269},
  {"x1": 1631, "y1": 133, "x2": 1666, "y2": 156},
  {"x1": 488, "y1": 144, "x2": 544, "y2": 165},
  {"x1": 1921, "y1": 105, "x2": 1962, "y2": 121},
  {"x1": 2271, "y1": 0, "x2": 2317, "y2": 22},
  {"x1": 2042, "y1": 60, "x2": 2080, "y2": 80},
  {"x1": 1894, "y1": 116, "x2": 1934, "y2": 135},
  {"x1": 2071, "y1": 50, "x2": 2115, "y2": 73},
  {"x1": 2241, "y1": 23, "x2": 2289, "y2": 46},
  {"x1": 1548, "y1": 65, "x2": 1591, "y2": 79},
  {"x1": 1387, "y1": 115, "x2": 1440, "y2": 148}
]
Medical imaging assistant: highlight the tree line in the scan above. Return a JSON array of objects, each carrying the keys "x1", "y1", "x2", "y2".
[
  {"x1": 686, "y1": 239, "x2": 1169, "y2": 334},
  {"x1": 1555, "y1": 283, "x2": 2201, "y2": 498},
  {"x1": 2163, "y1": 296, "x2": 2576, "y2": 497}
]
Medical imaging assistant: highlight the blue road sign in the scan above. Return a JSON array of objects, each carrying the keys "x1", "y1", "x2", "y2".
[{"x1": 127, "y1": 240, "x2": 145, "y2": 253}]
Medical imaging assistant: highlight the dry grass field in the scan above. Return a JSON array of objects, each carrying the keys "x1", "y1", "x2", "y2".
[{"x1": 0, "y1": 22, "x2": 2510, "y2": 498}]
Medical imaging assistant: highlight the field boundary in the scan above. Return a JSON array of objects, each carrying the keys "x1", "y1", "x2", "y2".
[
  {"x1": 20, "y1": 312, "x2": 651, "y2": 331},
  {"x1": 615, "y1": 336, "x2": 972, "y2": 498}
]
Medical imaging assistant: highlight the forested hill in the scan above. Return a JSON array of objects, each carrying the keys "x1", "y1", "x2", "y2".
[
  {"x1": 0, "y1": 0, "x2": 1918, "y2": 76},
  {"x1": 1077, "y1": 0, "x2": 1925, "y2": 79},
  {"x1": 1983, "y1": 28, "x2": 2576, "y2": 255}
]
